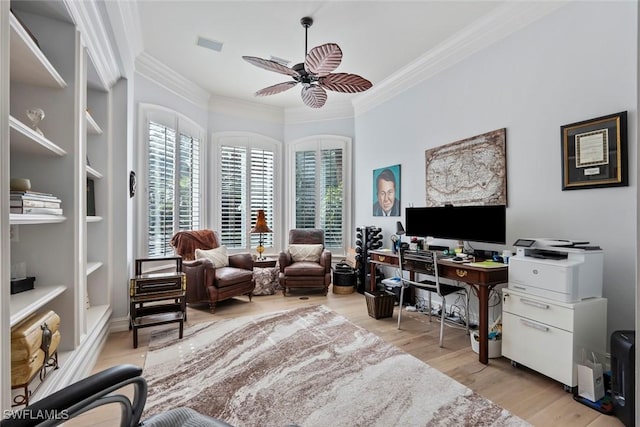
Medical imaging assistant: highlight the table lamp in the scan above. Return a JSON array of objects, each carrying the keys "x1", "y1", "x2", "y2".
[{"x1": 250, "y1": 209, "x2": 272, "y2": 260}]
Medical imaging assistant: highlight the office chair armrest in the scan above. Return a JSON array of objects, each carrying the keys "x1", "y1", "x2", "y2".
[{"x1": 1, "y1": 364, "x2": 147, "y2": 427}]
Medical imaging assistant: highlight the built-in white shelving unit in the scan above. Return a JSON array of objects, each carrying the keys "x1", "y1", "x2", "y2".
[
  {"x1": 86, "y1": 165, "x2": 103, "y2": 179},
  {"x1": 9, "y1": 214, "x2": 66, "y2": 225},
  {"x1": 2, "y1": 0, "x2": 119, "y2": 410},
  {"x1": 10, "y1": 284, "x2": 67, "y2": 327},
  {"x1": 85, "y1": 110, "x2": 102, "y2": 135},
  {"x1": 9, "y1": 116, "x2": 66, "y2": 156}
]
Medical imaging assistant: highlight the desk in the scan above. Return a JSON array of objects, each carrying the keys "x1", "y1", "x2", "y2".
[{"x1": 369, "y1": 249, "x2": 508, "y2": 364}]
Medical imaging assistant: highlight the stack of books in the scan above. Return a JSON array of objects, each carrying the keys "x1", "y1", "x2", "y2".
[{"x1": 10, "y1": 191, "x2": 63, "y2": 215}]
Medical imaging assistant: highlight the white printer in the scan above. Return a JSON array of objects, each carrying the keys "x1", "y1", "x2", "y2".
[{"x1": 508, "y1": 238, "x2": 603, "y2": 302}]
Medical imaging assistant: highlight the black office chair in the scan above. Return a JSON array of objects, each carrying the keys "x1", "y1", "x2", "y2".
[
  {"x1": 0, "y1": 364, "x2": 232, "y2": 427},
  {"x1": 396, "y1": 249, "x2": 468, "y2": 347}
]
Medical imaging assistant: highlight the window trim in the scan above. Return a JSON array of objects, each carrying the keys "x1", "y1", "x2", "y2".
[
  {"x1": 211, "y1": 131, "x2": 283, "y2": 255},
  {"x1": 137, "y1": 103, "x2": 206, "y2": 258},
  {"x1": 287, "y1": 135, "x2": 352, "y2": 257}
]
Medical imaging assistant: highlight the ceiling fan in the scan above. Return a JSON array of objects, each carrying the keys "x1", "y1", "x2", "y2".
[{"x1": 242, "y1": 17, "x2": 373, "y2": 108}]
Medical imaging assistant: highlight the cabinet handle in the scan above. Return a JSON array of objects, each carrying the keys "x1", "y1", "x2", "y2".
[
  {"x1": 455, "y1": 269, "x2": 467, "y2": 278},
  {"x1": 379, "y1": 256, "x2": 385, "y2": 262},
  {"x1": 520, "y1": 298, "x2": 549, "y2": 310},
  {"x1": 520, "y1": 319, "x2": 549, "y2": 332}
]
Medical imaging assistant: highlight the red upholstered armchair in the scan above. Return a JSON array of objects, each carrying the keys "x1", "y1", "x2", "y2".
[
  {"x1": 278, "y1": 228, "x2": 332, "y2": 296},
  {"x1": 171, "y1": 230, "x2": 254, "y2": 313}
]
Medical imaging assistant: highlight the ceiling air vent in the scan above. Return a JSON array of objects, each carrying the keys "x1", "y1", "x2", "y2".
[{"x1": 197, "y1": 36, "x2": 223, "y2": 52}]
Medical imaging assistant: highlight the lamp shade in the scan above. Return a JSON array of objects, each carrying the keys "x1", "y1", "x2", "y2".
[
  {"x1": 396, "y1": 221, "x2": 405, "y2": 235},
  {"x1": 250, "y1": 209, "x2": 272, "y2": 234}
]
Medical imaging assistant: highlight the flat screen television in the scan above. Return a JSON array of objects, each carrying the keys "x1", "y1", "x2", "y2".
[{"x1": 405, "y1": 205, "x2": 506, "y2": 244}]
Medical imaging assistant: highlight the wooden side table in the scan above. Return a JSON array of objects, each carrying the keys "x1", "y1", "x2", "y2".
[
  {"x1": 129, "y1": 257, "x2": 186, "y2": 348},
  {"x1": 253, "y1": 257, "x2": 277, "y2": 268}
]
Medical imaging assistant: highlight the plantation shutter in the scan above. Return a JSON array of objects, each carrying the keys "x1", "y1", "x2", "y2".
[
  {"x1": 320, "y1": 148, "x2": 343, "y2": 248},
  {"x1": 220, "y1": 144, "x2": 276, "y2": 250},
  {"x1": 250, "y1": 149, "x2": 274, "y2": 248},
  {"x1": 147, "y1": 121, "x2": 176, "y2": 257},
  {"x1": 147, "y1": 120, "x2": 201, "y2": 257},
  {"x1": 220, "y1": 145, "x2": 247, "y2": 248},
  {"x1": 295, "y1": 150, "x2": 317, "y2": 228},
  {"x1": 178, "y1": 133, "x2": 201, "y2": 231},
  {"x1": 294, "y1": 147, "x2": 344, "y2": 249}
]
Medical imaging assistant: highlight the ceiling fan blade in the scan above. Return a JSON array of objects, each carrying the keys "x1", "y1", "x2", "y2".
[
  {"x1": 320, "y1": 73, "x2": 373, "y2": 93},
  {"x1": 255, "y1": 81, "x2": 299, "y2": 97},
  {"x1": 301, "y1": 85, "x2": 327, "y2": 108},
  {"x1": 305, "y1": 43, "x2": 342, "y2": 77},
  {"x1": 242, "y1": 56, "x2": 300, "y2": 78}
]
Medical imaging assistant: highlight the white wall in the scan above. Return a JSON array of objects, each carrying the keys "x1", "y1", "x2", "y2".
[{"x1": 354, "y1": 2, "x2": 637, "y2": 337}]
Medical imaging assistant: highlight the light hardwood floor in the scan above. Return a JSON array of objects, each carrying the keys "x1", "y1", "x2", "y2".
[{"x1": 71, "y1": 289, "x2": 622, "y2": 427}]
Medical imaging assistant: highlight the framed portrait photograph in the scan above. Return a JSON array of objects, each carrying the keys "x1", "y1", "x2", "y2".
[
  {"x1": 373, "y1": 164, "x2": 401, "y2": 217},
  {"x1": 561, "y1": 111, "x2": 628, "y2": 190}
]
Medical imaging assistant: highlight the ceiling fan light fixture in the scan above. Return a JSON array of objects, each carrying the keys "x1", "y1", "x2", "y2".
[{"x1": 242, "y1": 17, "x2": 372, "y2": 108}]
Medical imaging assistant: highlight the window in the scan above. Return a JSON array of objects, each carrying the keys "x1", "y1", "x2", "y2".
[
  {"x1": 291, "y1": 136, "x2": 351, "y2": 253},
  {"x1": 143, "y1": 106, "x2": 203, "y2": 257},
  {"x1": 215, "y1": 134, "x2": 278, "y2": 252}
]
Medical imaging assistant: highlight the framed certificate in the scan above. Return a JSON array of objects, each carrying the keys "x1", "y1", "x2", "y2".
[{"x1": 561, "y1": 111, "x2": 627, "y2": 190}]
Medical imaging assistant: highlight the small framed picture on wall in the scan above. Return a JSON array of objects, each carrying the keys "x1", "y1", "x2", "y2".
[
  {"x1": 561, "y1": 111, "x2": 628, "y2": 190},
  {"x1": 373, "y1": 164, "x2": 401, "y2": 217}
]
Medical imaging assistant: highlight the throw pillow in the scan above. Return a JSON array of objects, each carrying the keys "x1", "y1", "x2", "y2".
[
  {"x1": 195, "y1": 246, "x2": 229, "y2": 268},
  {"x1": 252, "y1": 267, "x2": 279, "y2": 295},
  {"x1": 289, "y1": 244, "x2": 324, "y2": 263}
]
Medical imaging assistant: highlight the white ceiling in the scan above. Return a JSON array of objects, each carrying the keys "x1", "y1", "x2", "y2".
[{"x1": 133, "y1": 1, "x2": 504, "y2": 110}]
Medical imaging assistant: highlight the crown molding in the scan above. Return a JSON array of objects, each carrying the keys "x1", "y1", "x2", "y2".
[
  {"x1": 102, "y1": 0, "x2": 143, "y2": 78},
  {"x1": 66, "y1": 0, "x2": 121, "y2": 90},
  {"x1": 353, "y1": 1, "x2": 568, "y2": 116},
  {"x1": 209, "y1": 95, "x2": 284, "y2": 123},
  {"x1": 136, "y1": 52, "x2": 210, "y2": 110},
  {"x1": 284, "y1": 102, "x2": 354, "y2": 125}
]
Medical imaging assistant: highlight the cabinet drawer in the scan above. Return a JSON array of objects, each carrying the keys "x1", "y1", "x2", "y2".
[
  {"x1": 503, "y1": 290, "x2": 574, "y2": 332},
  {"x1": 502, "y1": 312, "x2": 575, "y2": 386},
  {"x1": 370, "y1": 252, "x2": 399, "y2": 266}
]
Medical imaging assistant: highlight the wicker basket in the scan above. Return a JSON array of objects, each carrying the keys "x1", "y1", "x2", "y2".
[
  {"x1": 365, "y1": 291, "x2": 395, "y2": 319},
  {"x1": 333, "y1": 284, "x2": 354, "y2": 294}
]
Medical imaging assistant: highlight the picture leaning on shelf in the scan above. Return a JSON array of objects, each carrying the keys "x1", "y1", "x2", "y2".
[{"x1": 10, "y1": 190, "x2": 63, "y2": 215}]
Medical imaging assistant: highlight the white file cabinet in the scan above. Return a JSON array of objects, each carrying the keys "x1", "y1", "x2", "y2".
[{"x1": 502, "y1": 288, "x2": 607, "y2": 390}]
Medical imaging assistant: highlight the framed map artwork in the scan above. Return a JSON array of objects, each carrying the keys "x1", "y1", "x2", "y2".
[{"x1": 425, "y1": 128, "x2": 506, "y2": 207}]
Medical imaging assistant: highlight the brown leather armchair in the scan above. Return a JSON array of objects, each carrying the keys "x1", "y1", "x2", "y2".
[
  {"x1": 171, "y1": 230, "x2": 254, "y2": 313},
  {"x1": 278, "y1": 228, "x2": 332, "y2": 296}
]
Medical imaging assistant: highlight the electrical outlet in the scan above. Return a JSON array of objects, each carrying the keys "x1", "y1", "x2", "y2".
[{"x1": 10, "y1": 225, "x2": 18, "y2": 242}]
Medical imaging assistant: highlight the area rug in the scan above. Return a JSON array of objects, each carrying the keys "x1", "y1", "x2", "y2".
[{"x1": 143, "y1": 305, "x2": 530, "y2": 427}]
